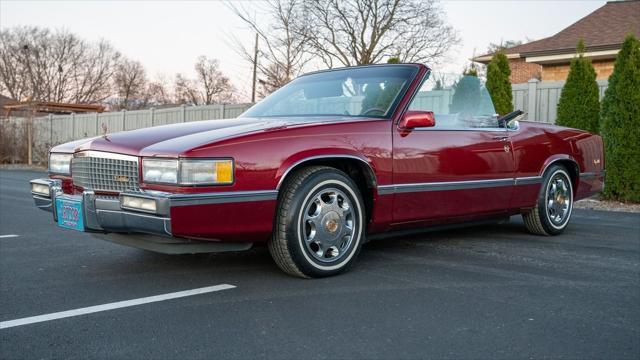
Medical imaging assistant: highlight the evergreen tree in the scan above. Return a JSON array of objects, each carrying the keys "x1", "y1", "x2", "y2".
[
  {"x1": 486, "y1": 52, "x2": 513, "y2": 115},
  {"x1": 600, "y1": 34, "x2": 640, "y2": 202},
  {"x1": 556, "y1": 40, "x2": 600, "y2": 133},
  {"x1": 451, "y1": 75, "x2": 482, "y2": 115}
]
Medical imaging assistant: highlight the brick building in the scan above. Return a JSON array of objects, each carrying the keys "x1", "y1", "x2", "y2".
[{"x1": 473, "y1": 0, "x2": 640, "y2": 84}]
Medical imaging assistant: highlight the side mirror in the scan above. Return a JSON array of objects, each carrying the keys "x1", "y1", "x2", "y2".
[{"x1": 399, "y1": 110, "x2": 436, "y2": 129}]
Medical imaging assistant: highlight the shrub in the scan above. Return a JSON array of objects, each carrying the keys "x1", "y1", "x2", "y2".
[
  {"x1": 486, "y1": 52, "x2": 513, "y2": 115},
  {"x1": 0, "y1": 119, "x2": 28, "y2": 164},
  {"x1": 463, "y1": 65, "x2": 478, "y2": 77},
  {"x1": 556, "y1": 40, "x2": 600, "y2": 133},
  {"x1": 600, "y1": 34, "x2": 640, "y2": 202}
]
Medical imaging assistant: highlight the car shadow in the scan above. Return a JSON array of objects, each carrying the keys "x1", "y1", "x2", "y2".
[{"x1": 81, "y1": 217, "x2": 553, "y2": 283}]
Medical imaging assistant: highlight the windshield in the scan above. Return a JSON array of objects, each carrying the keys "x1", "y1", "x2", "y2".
[
  {"x1": 241, "y1": 65, "x2": 419, "y2": 119},
  {"x1": 409, "y1": 73, "x2": 498, "y2": 128}
]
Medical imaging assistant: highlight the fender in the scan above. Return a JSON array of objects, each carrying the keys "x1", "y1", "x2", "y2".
[
  {"x1": 539, "y1": 154, "x2": 580, "y2": 176},
  {"x1": 275, "y1": 152, "x2": 377, "y2": 191}
]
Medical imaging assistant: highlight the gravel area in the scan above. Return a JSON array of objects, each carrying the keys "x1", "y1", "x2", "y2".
[{"x1": 575, "y1": 198, "x2": 640, "y2": 213}]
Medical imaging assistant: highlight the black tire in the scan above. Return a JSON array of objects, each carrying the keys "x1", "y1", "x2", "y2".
[
  {"x1": 522, "y1": 164, "x2": 574, "y2": 236},
  {"x1": 268, "y1": 166, "x2": 365, "y2": 278}
]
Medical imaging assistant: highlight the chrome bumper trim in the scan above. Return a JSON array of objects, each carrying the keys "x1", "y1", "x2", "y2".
[
  {"x1": 30, "y1": 179, "x2": 278, "y2": 238},
  {"x1": 168, "y1": 190, "x2": 278, "y2": 206},
  {"x1": 94, "y1": 208, "x2": 172, "y2": 235},
  {"x1": 29, "y1": 179, "x2": 62, "y2": 219},
  {"x1": 30, "y1": 178, "x2": 171, "y2": 237}
]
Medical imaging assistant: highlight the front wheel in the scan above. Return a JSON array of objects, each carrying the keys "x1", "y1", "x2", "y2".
[
  {"x1": 522, "y1": 164, "x2": 574, "y2": 235},
  {"x1": 269, "y1": 166, "x2": 365, "y2": 278}
]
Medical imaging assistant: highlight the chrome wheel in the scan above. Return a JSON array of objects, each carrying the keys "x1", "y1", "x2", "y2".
[
  {"x1": 545, "y1": 173, "x2": 571, "y2": 226},
  {"x1": 301, "y1": 187, "x2": 355, "y2": 263}
]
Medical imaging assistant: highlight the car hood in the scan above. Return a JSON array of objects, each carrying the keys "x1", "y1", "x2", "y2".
[{"x1": 53, "y1": 116, "x2": 364, "y2": 157}]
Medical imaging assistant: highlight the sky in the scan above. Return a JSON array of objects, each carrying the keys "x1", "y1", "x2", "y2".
[{"x1": 1, "y1": 0, "x2": 607, "y2": 101}]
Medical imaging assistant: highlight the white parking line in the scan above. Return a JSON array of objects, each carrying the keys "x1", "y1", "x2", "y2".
[
  {"x1": 0, "y1": 234, "x2": 19, "y2": 239},
  {"x1": 0, "y1": 284, "x2": 236, "y2": 330}
]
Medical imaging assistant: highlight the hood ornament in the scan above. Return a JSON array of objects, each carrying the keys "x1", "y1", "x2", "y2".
[
  {"x1": 101, "y1": 122, "x2": 109, "y2": 138},
  {"x1": 100, "y1": 123, "x2": 110, "y2": 141}
]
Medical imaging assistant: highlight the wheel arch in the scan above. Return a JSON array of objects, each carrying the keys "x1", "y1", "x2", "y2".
[
  {"x1": 276, "y1": 155, "x2": 377, "y2": 222},
  {"x1": 540, "y1": 155, "x2": 580, "y2": 196}
]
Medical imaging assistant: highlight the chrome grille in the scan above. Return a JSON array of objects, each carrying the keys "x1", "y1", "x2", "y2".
[{"x1": 72, "y1": 151, "x2": 139, "y2": 193}]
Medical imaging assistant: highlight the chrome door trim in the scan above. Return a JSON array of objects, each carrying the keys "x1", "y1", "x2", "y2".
[
  {"x1": 377, "y1": 175, "x2": 543, "y2": 195},
  {"x1": 378, "y1": 178, "x2": 514, "y2": 195},
  {"x1": 514, "y1": 176, "x2": 543, "y2": 185}
]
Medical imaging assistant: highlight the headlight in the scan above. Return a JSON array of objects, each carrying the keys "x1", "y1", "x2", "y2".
[
  {"x1": 180, "y1": 159, "x2": 234, "y2": 185},
  {"x1": 142, "y1": 158, "x2": 234, "y2": 185},
  {"x1": 142, "y1": 158, "x2": 178, "y2": 184},
  {"x1": 49, "y1": 153, "x2": 73, "y2": 174}
]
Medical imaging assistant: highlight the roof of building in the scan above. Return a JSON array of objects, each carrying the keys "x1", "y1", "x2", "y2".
[
  {"x1": 475, "y1": 0, "x2": 640, "y2": 62},
  {"x1": 2, "y1": 100, "x2": 105, "y2": 118},
  {"x1": 0, "y1": 94, "x2": 17, "y2": 108}
]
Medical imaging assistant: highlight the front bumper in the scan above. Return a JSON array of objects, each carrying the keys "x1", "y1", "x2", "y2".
[
  {"x1": 30, "y1": 178, "x2": 172, "y2": 236},
  {"x1": 29, "y1": 178, "x2": 255, "y2": 254}
]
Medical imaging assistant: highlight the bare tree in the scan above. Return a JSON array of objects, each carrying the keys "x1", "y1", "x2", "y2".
[
  {"x1": 194, "y1": 56, "x2": 235, "y2": 104},
  {"x1": 0, "y1": 26, "x2": 120, "y2": 104},
  {"x1": 144, "y1": 75, "x2": 173, "y2": 106},
  {"x1": 301, "y1": 0, "x2": 459, "y2": 67},
  {"x1": 113, "y1": 58, "x2": 147, "y2": 109},
  {"x1": 70, "y1": 40, "x2": 120, "y2": 103},
  {"x1": 174, "y1": 57, "x2": 235, "y2": 105},
  {"x1": 228, "y1": 0, "x2": 311, "y2": 97},
  {"x1": 174, "y1": 73, "x2": 201, "y2": 105}
]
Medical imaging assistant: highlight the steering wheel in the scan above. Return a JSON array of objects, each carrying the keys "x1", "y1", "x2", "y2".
[{"x1": 361, "y1": 107, "x2": 386, "y2": 116}]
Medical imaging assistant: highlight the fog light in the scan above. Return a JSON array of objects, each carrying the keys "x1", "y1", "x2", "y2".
[
  {"x1": 31, "y1": 183, "x2": 50, "y2": 197},
  {"x1": 121, "y1": 195, "x2": 157, "y2": 213}
]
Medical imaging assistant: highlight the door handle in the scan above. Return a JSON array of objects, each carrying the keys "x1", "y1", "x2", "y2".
[{"x1": 493, "y1": 136, "x2": 509, "y2": 142}]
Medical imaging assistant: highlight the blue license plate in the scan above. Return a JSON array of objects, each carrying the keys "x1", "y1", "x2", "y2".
[{"x1": 55, "y1": 198, "x2": 85, "y2": 231}]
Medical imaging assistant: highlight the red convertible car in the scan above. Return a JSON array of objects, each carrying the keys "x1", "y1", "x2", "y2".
[{"x1": 30, "y1": 64, "x2": 605, "y2": 278}]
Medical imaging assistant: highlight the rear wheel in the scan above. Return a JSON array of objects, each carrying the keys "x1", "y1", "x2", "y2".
[
  {"x1": 522, "y1": 164, "x2": 574, "y2": 235},
  {"x1": 269, "y1": 166, "x2": 365, "y2": 278}
]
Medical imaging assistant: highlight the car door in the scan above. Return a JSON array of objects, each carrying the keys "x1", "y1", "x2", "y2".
[{"x1": 389, "y1": 76, "x2": 515, "y2": 224}]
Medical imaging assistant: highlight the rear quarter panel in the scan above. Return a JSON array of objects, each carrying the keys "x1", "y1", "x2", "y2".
[{"x1": 509, "y1": 121, "x2": 604, "y2": 208}]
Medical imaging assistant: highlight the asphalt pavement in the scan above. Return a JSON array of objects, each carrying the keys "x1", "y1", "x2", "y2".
[{"x1": 1, "y1": 169, "x2": 639, "y2": 359}]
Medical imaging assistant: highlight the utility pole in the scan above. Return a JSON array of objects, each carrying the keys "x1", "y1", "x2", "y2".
[
  {"x1": 27, "y1": 103, "x2": 34, "y2": 166},
  {"x1": 22, "y1": 45, "x2": 34, "y2": 165},
  {"x1": 251, "y1": 32, "x2": 258, "y2": 103}
]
